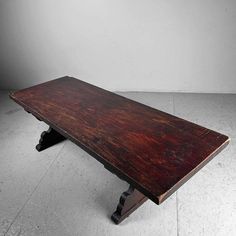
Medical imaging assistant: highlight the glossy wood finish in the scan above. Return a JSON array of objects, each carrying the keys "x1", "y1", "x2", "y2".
[
  {"x1": 9, "y1": 76, "x2": 230, "y2": 205},
  {"x1": 111, "y1": 185, "x2": 148, "y2": 224}
]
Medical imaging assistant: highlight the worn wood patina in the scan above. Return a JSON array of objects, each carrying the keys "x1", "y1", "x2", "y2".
[{"x1": 10, "y1": 76, "x2": 229, "y2": 224}]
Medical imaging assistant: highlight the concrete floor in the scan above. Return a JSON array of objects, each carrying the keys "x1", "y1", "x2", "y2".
[{"x1": 0, "y1": 90, "x2": 235, "y2": 236}]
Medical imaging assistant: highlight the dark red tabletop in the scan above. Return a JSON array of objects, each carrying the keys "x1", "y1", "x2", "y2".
[{"x1": 10, "y1": 77, "x2": 229, "y2": 204}]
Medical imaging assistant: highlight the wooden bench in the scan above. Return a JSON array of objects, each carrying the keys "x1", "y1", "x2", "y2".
[{"x1": 10, "y1": 76, "x2": 229, "y2": 224}]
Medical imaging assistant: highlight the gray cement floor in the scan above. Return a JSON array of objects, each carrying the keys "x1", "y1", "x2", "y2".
[{"x1": 0, "y1": 91, "x2": 235, "y2": 236}]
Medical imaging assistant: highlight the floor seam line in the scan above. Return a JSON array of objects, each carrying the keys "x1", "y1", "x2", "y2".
[
  {"x1": 4, "y1": 142, "x2": 66, "y2": 236},
  {"x1": 173, "y1": 93, "x2": 176, "y2": 115}
]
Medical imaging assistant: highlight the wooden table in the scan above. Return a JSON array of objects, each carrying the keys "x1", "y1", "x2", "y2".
[{"x1": 10, "y1": 76, "x2": 229, "y2": 224}]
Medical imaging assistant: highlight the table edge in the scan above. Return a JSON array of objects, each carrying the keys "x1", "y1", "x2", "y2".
[{"x1": 158, "y1": 137, "x2": 230, "y2": 203}]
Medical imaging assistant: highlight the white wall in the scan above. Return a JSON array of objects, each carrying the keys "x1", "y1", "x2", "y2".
[{"x1": 0, "y1": 0, "x2": 236, "y2": 92}]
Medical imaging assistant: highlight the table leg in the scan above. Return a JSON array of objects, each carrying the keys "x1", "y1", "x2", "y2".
[
  {"x1": 36, "y1": 127, "x2": 66, "y2": 152},
  {"x1": 111, "y1": 185, "x2": 148, "y2": 224}
]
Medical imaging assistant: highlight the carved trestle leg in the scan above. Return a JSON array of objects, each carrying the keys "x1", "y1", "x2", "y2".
[
  {"x1": 111, "y1": 185, "x2": 148, "y2": 224},
  {"x1": 36, "y1": 127, "x2": 66, "y2": 151}
]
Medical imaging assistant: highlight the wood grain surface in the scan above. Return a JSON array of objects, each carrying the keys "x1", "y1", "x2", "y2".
[{"x1": 10, "y1": 76, "x2": 230, "y2": 204}]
